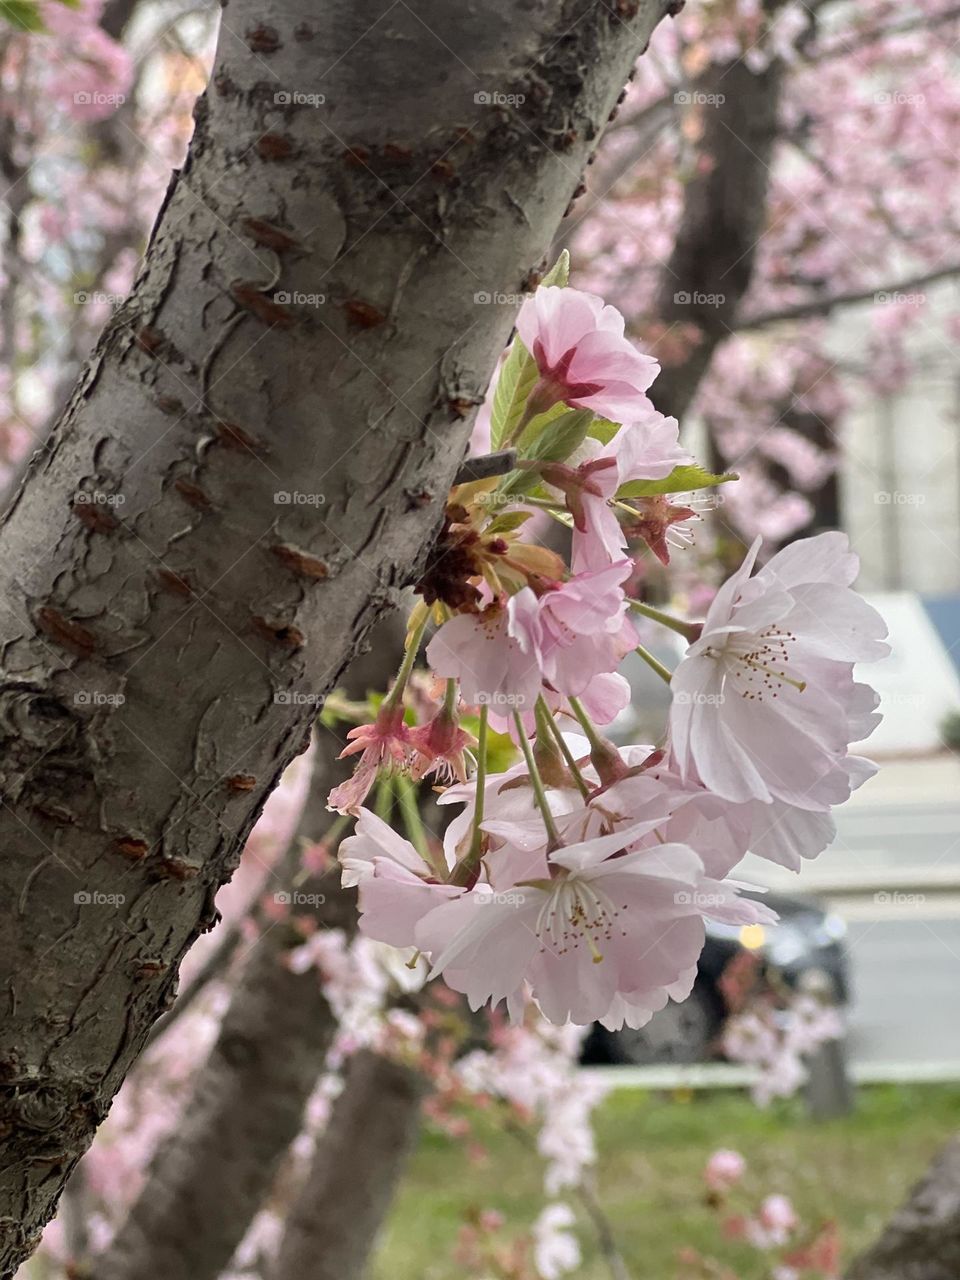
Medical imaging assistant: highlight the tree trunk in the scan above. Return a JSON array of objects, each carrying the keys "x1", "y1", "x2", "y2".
[
  {"x1": 97, "y1": 778, "x2": 353, "y2": 1280},
  {"x1": 650, "y1": 55, "x2": 783, "y2": 421},
  {"x1": 268, "y1": 1049, "x2": 427, "y2": 1280},
  {"x1": 0, "y1": 5, "x2": 672, "y2": 1266},
  {"x1": 845, "y1": 1137, "x2": 960, "y2": 1280}
]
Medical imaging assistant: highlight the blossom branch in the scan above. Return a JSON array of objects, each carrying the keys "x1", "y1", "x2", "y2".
[
  {"x1": 453, "y1": 449, "x2": 519, "y2": 485},
  {"x1": 738, "y1": 263, "x2": 960, "y2": 331}
]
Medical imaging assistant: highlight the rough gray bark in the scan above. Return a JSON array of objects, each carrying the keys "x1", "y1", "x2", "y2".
[
  {"x1": 268, "y1": 1048, "x2": 427, "y2": 1280},
  {"x1": 846, "y1": 1137, "x2": 960, "y2": 1280},
  {"x1": 0, "y1": 5, "x2": 673, "y2": 1264},
  {"x1": 649, "y1": 54, "x2": 784, "y2": 421}
]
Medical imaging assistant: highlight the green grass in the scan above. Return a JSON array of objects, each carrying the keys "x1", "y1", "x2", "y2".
[{"x1": 372, "y1": 1083, "x2": 960, "y2": 1279}]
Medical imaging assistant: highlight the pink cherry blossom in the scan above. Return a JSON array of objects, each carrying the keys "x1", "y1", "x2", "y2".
[
  {"x1": 723, "y1": 1009, "x2": 781, "y2": 1065},
  {"x1": 426, "y1": 588, "x2": 543, "y2": 714},
  {"x1": 754, "y1": 1194, "x2": 799, "y2": 1246},
  {"x1": 705, "y1": 1149, "x2": 747, "y2": 1191},
  {"x1": 41, "y1": 0, "x2": 133, "y2": 122},
  {"x1": 416, "y1": 827, "x2": 774, "y2": 1027},
  {"x1": 669, "y1": 532, "x2": 889, "y2": 807},
  {"x1": 622, "y1": 491, "x2": 720, "y2": 565},
  {"x1": 533, "y1": 1203, "x2": 581, "y2": 1279},
  {"x1": 327, "y1": 701, "x2": 412, "y2": 815},
  {"x1": 425, "y1": 566, "x2": 636, "y2": 723},
  {"x1": 537, "y1": 561, "x2": 637, "y2": 697},
  {"x1": 515, "y1": 285, "x2": 659, "y2": 423},
  {"x1": 570, "y1": 671, "x2": 634, "y2": 726},
  {"x1": 408, "y1": 703, "x2": 474, "y2": 784},
  {"x1": 783, "y1": 994, "x2": 845, "y2": 1055},
  {"x1": 338, "y1": 809, "x2": 459, "y2": 947},
  {"x1": 547, "y1": 415, "x2": 691, "y2": 572}
]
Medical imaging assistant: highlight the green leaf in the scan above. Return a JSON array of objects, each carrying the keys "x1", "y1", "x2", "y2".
[
  {"x1": 514, "y1": 399, "x2": 568, "y2": 451},
  {"x1": 484, "y1": 510, "x2": 533, "y2": 536},
  {"x1": 495, "y1": 468, "x2": 543, "y2": 500},
  {"x1": 618, "y1": 464, "x2": 738, "y2": 500},
  {"x1": 0, "y1": 0, "x2": 46, "y2": 31},
  {"x1": 586, "y1": 416, "x2": 621, "y2": 445},
  {"x1": 490, "y1": 336, "x2": 537, "y2": 449},
  {"x1": 527, "y1": 408, "x2": 593, "y2": 464},
  {"x1": 496, "y1": 407, "x2": 595, "y2": 500},
  {"x1": 540, "y1": 249, "x2": 570, "y2": 288}
]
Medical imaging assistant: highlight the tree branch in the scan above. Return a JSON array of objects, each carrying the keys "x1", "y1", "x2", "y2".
[
  {"x1": 846, "y1": 1135, "x2": 960, "y2": 1280},
  {"x1": 736, "y1": 263, "x2": 960, "y2": 331},
  {"x1": 649, "y1": 53, "x2": 785, "y2": 420},
  {"x1": 453, "y1": 449, "x2": 518, "y2": 484},
  {"x1": 807, "y1": 4, "x2": 960, "y2": 63},
  {"x1": 267, "y1": 1048, "x2": 428, "y2": 1280}
]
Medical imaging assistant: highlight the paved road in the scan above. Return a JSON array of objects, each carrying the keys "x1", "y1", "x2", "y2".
[
  {"x1": 834, "y1": 798, "x2": 960, "y2": 881},
  {"x1": 739, "y1": 798, "x2": 960, "y2": 893},
  {"x1": 842, "y1": 916, "x2": 960, "y2": 1065},
  {"x1": 764, "y1": 799, "x2": 960, "y2": 1066}
]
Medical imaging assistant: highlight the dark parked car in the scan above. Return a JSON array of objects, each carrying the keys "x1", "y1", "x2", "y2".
[{"x1": 581, "y1": 892, "x2": 849, "y2": 1066}]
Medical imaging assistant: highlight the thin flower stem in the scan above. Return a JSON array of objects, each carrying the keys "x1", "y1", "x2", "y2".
[
  {"x1": 373, "y1": 776, "x2": 393, "y2": 821},
  {"x1": 537, "y1": 696, "x2": 590, "y2": 799},
  {"x1": 503, "y1": 397, "x2": 540, "y2": 448},
  {"x1": 515, "y1": 495, "x2": 576, "y2": 529},
  {"x1": 515, "y1": 494, "x2": 565, "y2": 511},
  {"x1": 530, "y1": 503, "x2": 575, "y2": 529},
  {"x1": 513, "y1": 709, "x2": 562, "y2": 852},
  {"x1": 467, "y1": 703, "x2": 488, "y2": 862},
  {"x1": 396, "y1": 777, "x2": 429, "y2": 860},
  {"x1": 502, "y1": 1119, "x2": 630, "y2": 1280},
  {"x1": 627, "y1": 597, "x2": 699, "y2": 642},
  {"x1": 449, "y1": 704, "x2": 488, "y2": 886},
  {"x1": 574, "y1": 1177, "x2": 632, "y2": 1280},
  {"x1": 567, "y1": 695, "x2": 606, "y2": 754},
  {"x1": 635, "y1": 642, "x2": 673, "y2": 685},
  {"x1": 383, "y1": 610, "x2": 430, "y2": 711},
  {"x1": 442, "y1": 677, "x2": 458, "y2": 716}
]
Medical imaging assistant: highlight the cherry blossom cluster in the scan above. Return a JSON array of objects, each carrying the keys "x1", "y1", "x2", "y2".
[
  {"x1": 454, "y1": 1203, "x2": 581, "y2": 1280},
  {"x1": 329, "y1": 264, "x2": 888, "y2": 1033},
  {"x1": 724, "y1": 991, "x2": 845, "y2": 1108},
  {"x1": 573, "y1": 0, "x2": 960, "y2": 544},
  {"x1": 715, "y1": 945, "x2": 846, "y2": 1106},
  {"x1": 682, "y1": 1149, "x2": 841, "y2": 1279}
]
